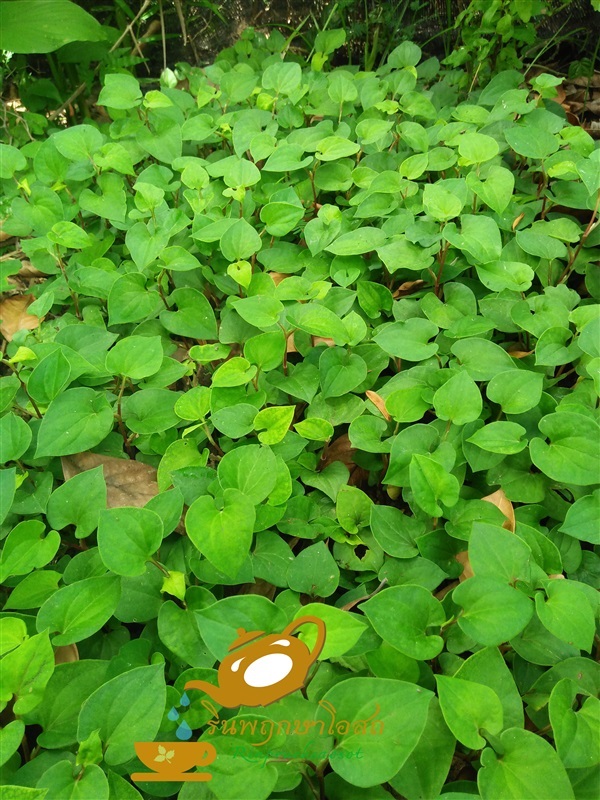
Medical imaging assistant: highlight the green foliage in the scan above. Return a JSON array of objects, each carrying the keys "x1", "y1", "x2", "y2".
[
  {"x1": 0, "y1": 27, "x2": 599, "y2": 800},
  {"x1": 444, "y1": 0, "x2": 600, "y2": 88},
  {"x1": 0, "y1": 0, "x2": 105, "y2": 54}
]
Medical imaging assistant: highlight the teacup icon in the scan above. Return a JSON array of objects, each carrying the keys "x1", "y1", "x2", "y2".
[
  {"x1": 131, "y1": 741, "x2": 216, "y2": 782},
  {"x1": 184, "y1": 615, "x2": 326, "y2": 708}
]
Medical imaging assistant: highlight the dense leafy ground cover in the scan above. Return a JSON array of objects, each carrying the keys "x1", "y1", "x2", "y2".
[{"x1": 1, "y1": 27, "x2": 599, "y2": 800}]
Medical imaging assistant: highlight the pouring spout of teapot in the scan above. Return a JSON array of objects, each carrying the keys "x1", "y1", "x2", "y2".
[{"x1": 184, "y1": 680, "x2": 237, "y2": 708}]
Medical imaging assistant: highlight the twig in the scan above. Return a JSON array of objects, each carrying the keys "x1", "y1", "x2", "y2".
[
  {"x1": 173, "y1": 0, "x2": 188, "y2": 45},
  {"x1": 383, "y1": 783, "x2": 406, "y2": 800},
  {"x1": 0, "y1": 249, "x2": 20, "y2": 262},
  {"x1": 158, "y1": 0, "x2": 167, "y2": 72},
  {"x1": 128, "y1": 25, "x2": 151, "y2": 74},
  {"x1": 341, "y1": 578, "x2": 388, "y2": 612},
  {"x1": 48, "y1": 0, "x2": 152, "y2": 121}
]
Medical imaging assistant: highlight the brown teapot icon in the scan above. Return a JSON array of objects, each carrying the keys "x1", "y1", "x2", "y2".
[{"x1": 184, "y1": 616, "x2": 326, "y2": 708}]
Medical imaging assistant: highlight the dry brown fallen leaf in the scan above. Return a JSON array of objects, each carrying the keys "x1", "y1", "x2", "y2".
[
  {"x1": 238, "y1": 579, "x2": 277, "y2": 600},
  {"x1": 348, "y1": 466, "x2": 369, "y2": 488},
  {"x1": 54, "y1": 644, "x2": 79, "y2": 664},
  {"x1": 171, "y1": 345, "x2": 189, "y2": 362},
  {"x1": 62, "y1": 452, "x2": 159, "y2": 508},
  {"x1": 268, "y1": 272, "x2": 289, "y2": 287},
  {"x1": 507, "y1": 345, "x2": 533, "y2": 358},
  {"x1": 5, "y1": 260, "x2": 47, "y2": 292},
  {"x1": 455, "y1": 550, "x2": 475, "y2": 583},
  {"x1": 286, "y1": 333, "x2": 335, "y2": 353},
  {"x1": 319, "y1": 433, "x2": 356, "y2": 471},
  {"x1": 482, "y1": 488, "x2": 516, "y2": 533},
  {"x1": 435, "y1": 580, "x2": 458, "y2": 601},
  {"x1": 0, "y1": 218, "x2": 15, "y2": 242},
  {"x1": 563, "y1": 109, "x2": 581, "y2": 128},
  {"x1": 454, "y1": 489, "x2": 515, "y2": 583},
  {"x1": 365, "y1": 390, "x2": 391, "y2": 421},
  {"x1": 0, "y1": 295, "x2": 43, "y2": 341},
  {"x1": 571, "y1": 98, "x2": 600, "y2": 115},
  {"x1": 570, "y1": 72, "x2": 600, "y2": 89},
  {"x1": 17, "y1": 261, "x2": 45, "y2": 278}
]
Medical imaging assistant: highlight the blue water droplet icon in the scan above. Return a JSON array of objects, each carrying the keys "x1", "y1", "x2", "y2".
[
  {"x1": 167, "y1": 707, "x2": 179, "y2": 722},
  {"x1": 176, "y1": 720, "x2": 192, "y2": 741},
  {"x1": 180, "y1": 692, "x2": 190, "y2": 707}
]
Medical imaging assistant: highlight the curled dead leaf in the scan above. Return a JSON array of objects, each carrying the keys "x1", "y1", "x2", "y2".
[
  {"x1": 312, "y1": 336, "x2": 335, "y2": 348},
  {"x1": 393, "y1": 279, "x2": 425, "y2": 299},
  {"x1": 365, "y1": 390, "x2": 391, "y2": 421},
  {"x1": 512, "y1": 213, "x2": 525, "y2": 231},
  {"x1": 555, "y1": 85, "x2": 567, "y2": 105},
  {"x1": 564, "y1": 110, "x2": 580, "y2": 127},
  {"x1": 286, "y1": 331, "x2": 297, "y2": 353},
  {"x1": 268, "y1": 272, "x2": 289, "y2": 287},
  {"x1": 0, "y1": 295, "x2": 43, "y2": 341},
  {"x1": 62, "y1": 452, "x2": 159, "y2": 508},
  {"x1": 507, "y1": 345, "x2": 533, "y2": 358},
  {"x1": 54, "y1": 644, "x2": 79, "y2": 664},
  {"x1": 482, "y1": 488, "x2": 515, "y2": 533}
]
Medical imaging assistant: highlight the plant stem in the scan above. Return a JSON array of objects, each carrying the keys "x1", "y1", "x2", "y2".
[
  {"x1": 150, "y1": 559, "x2": 170, "y2": 577},
  {"x1": 308, "y1": 168, "x2": 318, "y2": 208},
  {"x1": 20, "y1": 731, "x2": 30, "y2": 763},
  {"x1": 115, "y1": 376, "x2": 133, "y2": 456},
  {"x1": 434, "y1": 239, "x2": 450, "y2": 297},
  {"x1": 157, "y1": 269, "x2": 170, "y2": 308},
  {"x1": 383, "y1": 783, "x2": 406, "y2": 799},
  {"x1": 202, "y1": 423, "x2": 223, "y2": 456},
  {"x1": 340, "y1": 578, "x2": 388, "y2": 611},
  {"x1": 557, "y1": 190, "x2": 600, "y2": 284},
  {"x1": 2, "y1": 361, "x2": 42, "y2": 418},
  {"x1": 55, "y1": 247, "x2": 81, "y2": 319}
]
